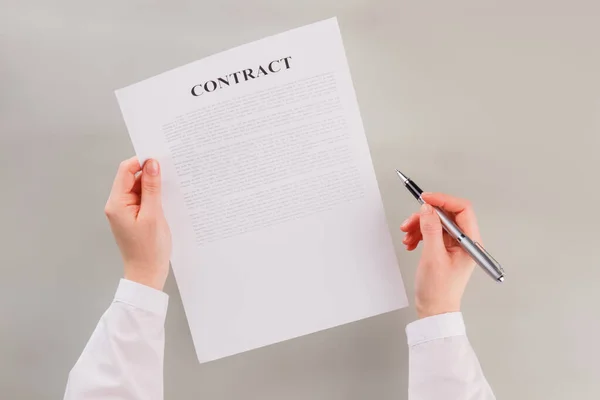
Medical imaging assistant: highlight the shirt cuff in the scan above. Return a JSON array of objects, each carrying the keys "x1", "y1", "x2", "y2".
[
  {"x1": 406, "y1": 312, "x2": 466, "y2": 347},
  {"x1": 113, "y1": 278, "x2": 169, "y2": 317}
]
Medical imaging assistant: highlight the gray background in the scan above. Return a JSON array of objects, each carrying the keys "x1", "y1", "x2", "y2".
[{"x1": 1, "y1": 1, "x2": 599, "y2": 399}]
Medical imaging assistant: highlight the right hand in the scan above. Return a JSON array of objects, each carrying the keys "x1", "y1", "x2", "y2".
[{"x1": 400, "y1": 192, "x2": 481, "y2": 319}]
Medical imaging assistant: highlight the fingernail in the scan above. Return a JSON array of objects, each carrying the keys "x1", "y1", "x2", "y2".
[
  {"x1": 401, "y1": 218, "x2": 410, "y2": 228},
  {"x1": 146, "y1": 159, "x2": 159, "y2": 176},
  {"x1": 421, "y1": 192, "x2": 432, "y2": 197},
  {"x1": 420, "y1": 203, "x2": 433, "y2": 214}
]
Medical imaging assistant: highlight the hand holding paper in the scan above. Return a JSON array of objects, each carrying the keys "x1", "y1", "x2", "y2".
[{"x1": 105, "y1": 157, "x2": 172, "y2": 291}]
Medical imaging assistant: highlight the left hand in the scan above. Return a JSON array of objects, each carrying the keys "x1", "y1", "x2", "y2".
[{"x1": 104, "y1": 157, "x2": 172, "y2": 291}]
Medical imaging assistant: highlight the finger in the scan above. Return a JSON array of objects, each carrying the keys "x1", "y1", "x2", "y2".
[
  {"x1": 443, "y1": 231, "x2": 458, "y2": 249},
  {"x1": 131, "y1": 173, "x2": 142, "y2": 195},
  {"x1": 403, "y1": 231, "x2": 422, "y2": 246},
  {"x1": 408, "y1": 226, "x2": 460, "y2": 250},
  {"x1": 419, "y1": 203, "x2": 445, "y2": 255},
  {"x1": 110, "y1": 157, "x2": 142, "y2": 195},
  {"x1": 421, "y1": 192, "x2": 480, "y2": 240},
  {"x1": 139, "y1": 159, "x2": 162, "y2": 215},
  {"x1": 126, "y1": 174, "x2": 142, "y2": 207},
  {"x1": 406, "y1": 241, "x2": 420, "y2": 251},
  {"x1": 400, "y1": 213, "x2": 420, "y2": 232},
  {"x1": 420, "y1": 192, "x2": 470, "y2": 213}
]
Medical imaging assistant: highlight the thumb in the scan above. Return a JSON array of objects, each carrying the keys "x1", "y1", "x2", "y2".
[
  {"x1": 140, "y1": 159, "x2": 162, "y2": 213},
  {"x1": 419, "y1": 203, "x2": 445, "y2": 255}
]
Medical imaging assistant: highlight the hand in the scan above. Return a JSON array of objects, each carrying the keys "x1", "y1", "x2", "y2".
[
  {"x1": 400, "y1": 192, "x2": 481, "y2": 319},
  {"x1": 104, "y1": 157, "x2": 172, "y2": 291}
]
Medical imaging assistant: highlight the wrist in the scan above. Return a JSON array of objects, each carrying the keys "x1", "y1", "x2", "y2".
[
  {"x1": 416, "y1": 302, "x2": 460, "y2": 319},
  {"x1": 124, "y1": 269, "x2": 166, "y2": 291}
]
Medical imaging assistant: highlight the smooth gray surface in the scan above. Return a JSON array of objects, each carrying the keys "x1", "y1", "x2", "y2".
[{"x1": 2, "y1": 1, "x2": 599, "y2": 399}]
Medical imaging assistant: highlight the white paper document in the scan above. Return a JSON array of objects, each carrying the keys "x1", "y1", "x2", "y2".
[{"x1": 116, "y1": 17, "x2": 407, "y2": 363}]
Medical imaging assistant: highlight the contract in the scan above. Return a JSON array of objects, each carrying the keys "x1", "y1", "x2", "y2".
[{"x1": 115, "y1": 17, "x2": 407, "y2": 363}]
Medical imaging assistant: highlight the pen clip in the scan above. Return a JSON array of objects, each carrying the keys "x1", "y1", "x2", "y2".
[{"x1": 474, "y1": 241, "x2": 504, "y2": 274}]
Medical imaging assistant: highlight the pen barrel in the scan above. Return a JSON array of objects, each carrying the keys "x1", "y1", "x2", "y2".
[
  {"x1": 434, "y1": 207, "x2": 505, "y2": 282},
  {"x1": 434, "y1": 208, "x2": 463, "y2": 239},
  {"x1": 405, "y1": 180, "x2": 424, "y2": 203},
  {"x1": 459, "y1": 236, "x2": 504, "y2": 281}
]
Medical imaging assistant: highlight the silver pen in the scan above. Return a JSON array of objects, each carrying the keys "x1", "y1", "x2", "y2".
[{"x1": 395, "y1": 170, "x2": 505, "y2": 283}]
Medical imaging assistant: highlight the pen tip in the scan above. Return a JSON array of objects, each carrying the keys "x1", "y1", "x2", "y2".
[{"x1": 395, "y1": 169, "x2": 409, "y2": 183}]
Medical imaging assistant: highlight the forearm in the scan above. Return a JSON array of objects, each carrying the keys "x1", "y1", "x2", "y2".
[
  {"x1": 64, "y1": 279, "x2": 168, "y2": 400},
  {"x1": 407, "y1": 313, "x2": 495, "y2": 400}
]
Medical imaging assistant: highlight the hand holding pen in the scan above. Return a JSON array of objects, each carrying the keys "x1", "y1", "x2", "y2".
[
  {"x1": 397, "y1": 171, "x2": 504, "y2": 281},
  {"x1": 399, "y1": 185, "x2": 504, "y2": 318}
]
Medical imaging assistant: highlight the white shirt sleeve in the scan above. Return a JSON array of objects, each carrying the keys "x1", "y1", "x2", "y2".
[
  {"x1": 406, "y1": 312, "x2": 496, "y2": 400},
  {"x1": 64, "y1": 279, "x2": 169, "y2": 400}
]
